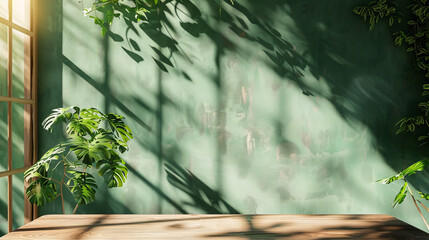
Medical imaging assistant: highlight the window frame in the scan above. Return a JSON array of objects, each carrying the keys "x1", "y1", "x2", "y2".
[{"x1": 0, "y1": 0, "x2": 38, "y2": 233}]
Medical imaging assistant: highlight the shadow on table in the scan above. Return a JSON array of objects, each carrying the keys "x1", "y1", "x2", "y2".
[
  {"x1": 204, "y1": 215, "x2": 428, "y2": 240},
  {"x1": 9, "y1": 215, "x2": 428, "y2": 240}
]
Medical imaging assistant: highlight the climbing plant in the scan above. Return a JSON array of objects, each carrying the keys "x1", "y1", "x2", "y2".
[
  {"x1": 24, "y1": 106, "x2": 133, "y2": 214},
  {"x1": 81, "y1": 0, "x2": 234, "y2": 36},
  {"x1": 354, "y1": 0, "x2": 429, "y2": 229}
]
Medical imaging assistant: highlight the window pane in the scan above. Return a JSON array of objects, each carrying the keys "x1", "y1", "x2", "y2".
[
  {"x1": 12, "y1": 173, "x2": 24, "y2": 230},
  {"x1": 12, "y1": 0, "x2": 31, "y2": 30},
  {"x1": 12, "y1": 30, "x2": 30, "y2": 99},
  {"x1": 12, "y1": 103, "x2": 24, "y2": 171},
  {"x1": 11, "y1": 102, "x2": 25, "y2": 231},
  {"x1": 0, "y1": 0, "x2": 7, "y2": 20},
  {"x1": 0, "y1": 102, "x2": 6, "y2": 172},
  {"x1": 0, "y1": 24, "x2": 7, "y2": 97},
  {"x1": 0, "y1": 177, "x2": 7, "y2": 236}
]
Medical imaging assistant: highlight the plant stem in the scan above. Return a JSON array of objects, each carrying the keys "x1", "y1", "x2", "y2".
[
  {"x1": 417, "y1": 199, "x2": 429, "y2": 213},
  {"x1": 407, "y1": 184, "x2": 429, "y2": 230},
  {"x1": 73, "y1": 204, "x2": 79, "y2": 214},
  {"x1": 40, "y1": 175, "x2": 61, "y2": 184},
  {"x1": 61, "y1": 160, "x2": 66, "y2": 214}
]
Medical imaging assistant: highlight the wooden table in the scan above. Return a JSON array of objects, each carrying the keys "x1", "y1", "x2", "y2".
[{"x1": 1, "y1": 214, "x2": 428, "y2": 239}]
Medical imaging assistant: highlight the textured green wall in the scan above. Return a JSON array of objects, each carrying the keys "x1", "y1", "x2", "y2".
[{"x1": 37, "y1": 0, "x2": 429, "y2": 232}]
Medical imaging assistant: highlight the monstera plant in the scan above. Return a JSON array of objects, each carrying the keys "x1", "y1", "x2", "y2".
[{"x1": 24, "y1": 106, "x2": 133, "y2": 214}]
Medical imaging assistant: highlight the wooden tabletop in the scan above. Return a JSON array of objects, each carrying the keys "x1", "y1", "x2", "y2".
[{"x1": 1, "y1": 214, "x2": 428, "y2": 239}]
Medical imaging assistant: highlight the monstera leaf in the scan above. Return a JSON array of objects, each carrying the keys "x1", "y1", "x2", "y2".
[
  {"x1": 96, "y1": 151, "x2": 128, "y2": 188},
  {"x1": 68, "y1": 131, "x2": 114, "y2": 165},
  {"x1": 24, "y1": 144, "x2": 66, "y2": 181},
  {"x1": 26, "y1": 179, "x2": 57, "y2": 206},
  {"x1": 66, "y1": 116, "x2": 98, "y2": 136},
  {"x1": 24, "y1": 145, "x2": 66, "y2": 206},
  {"x1": 105, "y1": 113, "x2": 133, "y2": 148},
  {"x1": 42, "y1": 107, "x2": 72, "y2": 131},
  {"x1": 66, "y1": 108, "x2": 103, "y2": 136},
  {"x1": 67, "y1": 170, "x2": 97, "y2": 205}
]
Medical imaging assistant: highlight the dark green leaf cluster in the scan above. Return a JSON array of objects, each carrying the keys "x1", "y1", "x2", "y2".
[
  {"x1": 353, "y1": 0, "x2": 400, "y2": 30},
  {"x1": 24, "y1": 107, "x2": 133, "y2": 208},
  {"x1": 354, "y1": 0, "x2": 429, "y2": 82}
]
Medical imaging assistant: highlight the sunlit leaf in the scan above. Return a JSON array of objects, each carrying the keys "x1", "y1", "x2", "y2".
[
  {"x1": 393, "y1": 182, "x2": 407, "y2": 209},
  {"x1": 42, "y1": 107, "x2": 72, "y2": 131},
  {"x1": 377, "y1": 158, "x2": 429, "y2": 185},
  {"x1": 376, "y1": 172, "x2": 404, "y2": 184},
  {"x1": 419, "y1": 191, "x2": 429, "y2": 200}
]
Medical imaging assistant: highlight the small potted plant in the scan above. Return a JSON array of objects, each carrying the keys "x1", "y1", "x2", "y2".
[{"x1": 24, "y1": 106, "x2": 133, "y2": 213}]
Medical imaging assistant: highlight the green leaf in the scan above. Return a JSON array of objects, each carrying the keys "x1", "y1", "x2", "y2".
[
  {"x1": 418, "y1": 135, "x2": 429, "y2": 141},
  {"x1": 393, "y1": 182, "x2": 407, "y2": 209},
  {"x1": 105, "y1": 113, "x2": 133, "y2": 145},
  {"x1": 24, "y1": 144, "x2": 66, "y2": 206},
  {"x1": 376, "y1": 172, "x2": 404, "y2": 184},
  {"x1": 95, "y1": 151, "x2": 128, "y2": 188},
  {"x1": 67, "y1": 171, "x2": 97, "y2": 205},
  {"x1": 394, "y1": 36, "x2": 403, "y2": 45},
  {"x1": 419, "y1": 191, "x2": 429, "y2": 200},
  {"x1": 91, "y1": 16, "x2": 104, "y2": 26},
  {"x1": 66, "y1": 117, "x2": 98, "y2": 136},
  {"x1": 26, "y1": 180, "x2": 57, "y2": 206},
  {"x1": 42, "y1": 107, "x2": 72, "y2": 131},
  {"x1": 24, "y1": 144, "x2": 66, "y2": 182},
  {"x1": 402, "y1": 159, "x2": 429, "y2": 176},
  {"x1": 69, "y1": 131, "x2": 113, "y2": 165},
  {"x1": 66, "y1": 107, "x2": 103, "y2": 136},
  {"x1": 376, "y1": 158, "x2": 429, "y2": 184}
]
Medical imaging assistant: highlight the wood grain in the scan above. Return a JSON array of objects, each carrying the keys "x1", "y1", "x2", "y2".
[{"x1": 1, "y1": 214, "x2": 428, "y2": 239}]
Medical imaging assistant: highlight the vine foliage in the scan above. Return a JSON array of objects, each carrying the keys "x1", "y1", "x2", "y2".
[
  {"x1": 354, "y1": 0, "x2": 429, "y2": 230},
  {"x1": 82, "y1": 0, "x2": 234, "y2": 36}
]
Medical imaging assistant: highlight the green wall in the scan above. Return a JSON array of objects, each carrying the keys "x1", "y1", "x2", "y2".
[{"x1": 37, "y1": 0, "x2": 429, "y2": 232}]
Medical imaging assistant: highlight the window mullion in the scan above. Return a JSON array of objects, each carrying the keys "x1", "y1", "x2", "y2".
[{"x1": 7, "y1": 0, "x2": 13, "y2": 234}]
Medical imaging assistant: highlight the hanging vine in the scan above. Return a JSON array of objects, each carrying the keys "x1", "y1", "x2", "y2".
[{"x1": 354, "y1": 0, "x2": 429, "y2": 230}]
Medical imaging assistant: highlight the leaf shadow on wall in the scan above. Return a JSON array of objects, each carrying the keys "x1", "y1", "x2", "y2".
[
  {"x1": 53, "y1": 0, "x2": 429, "y2": 216},
  {"x1": 103, "y1": 0, "x2": 429, "y2": 204}
]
